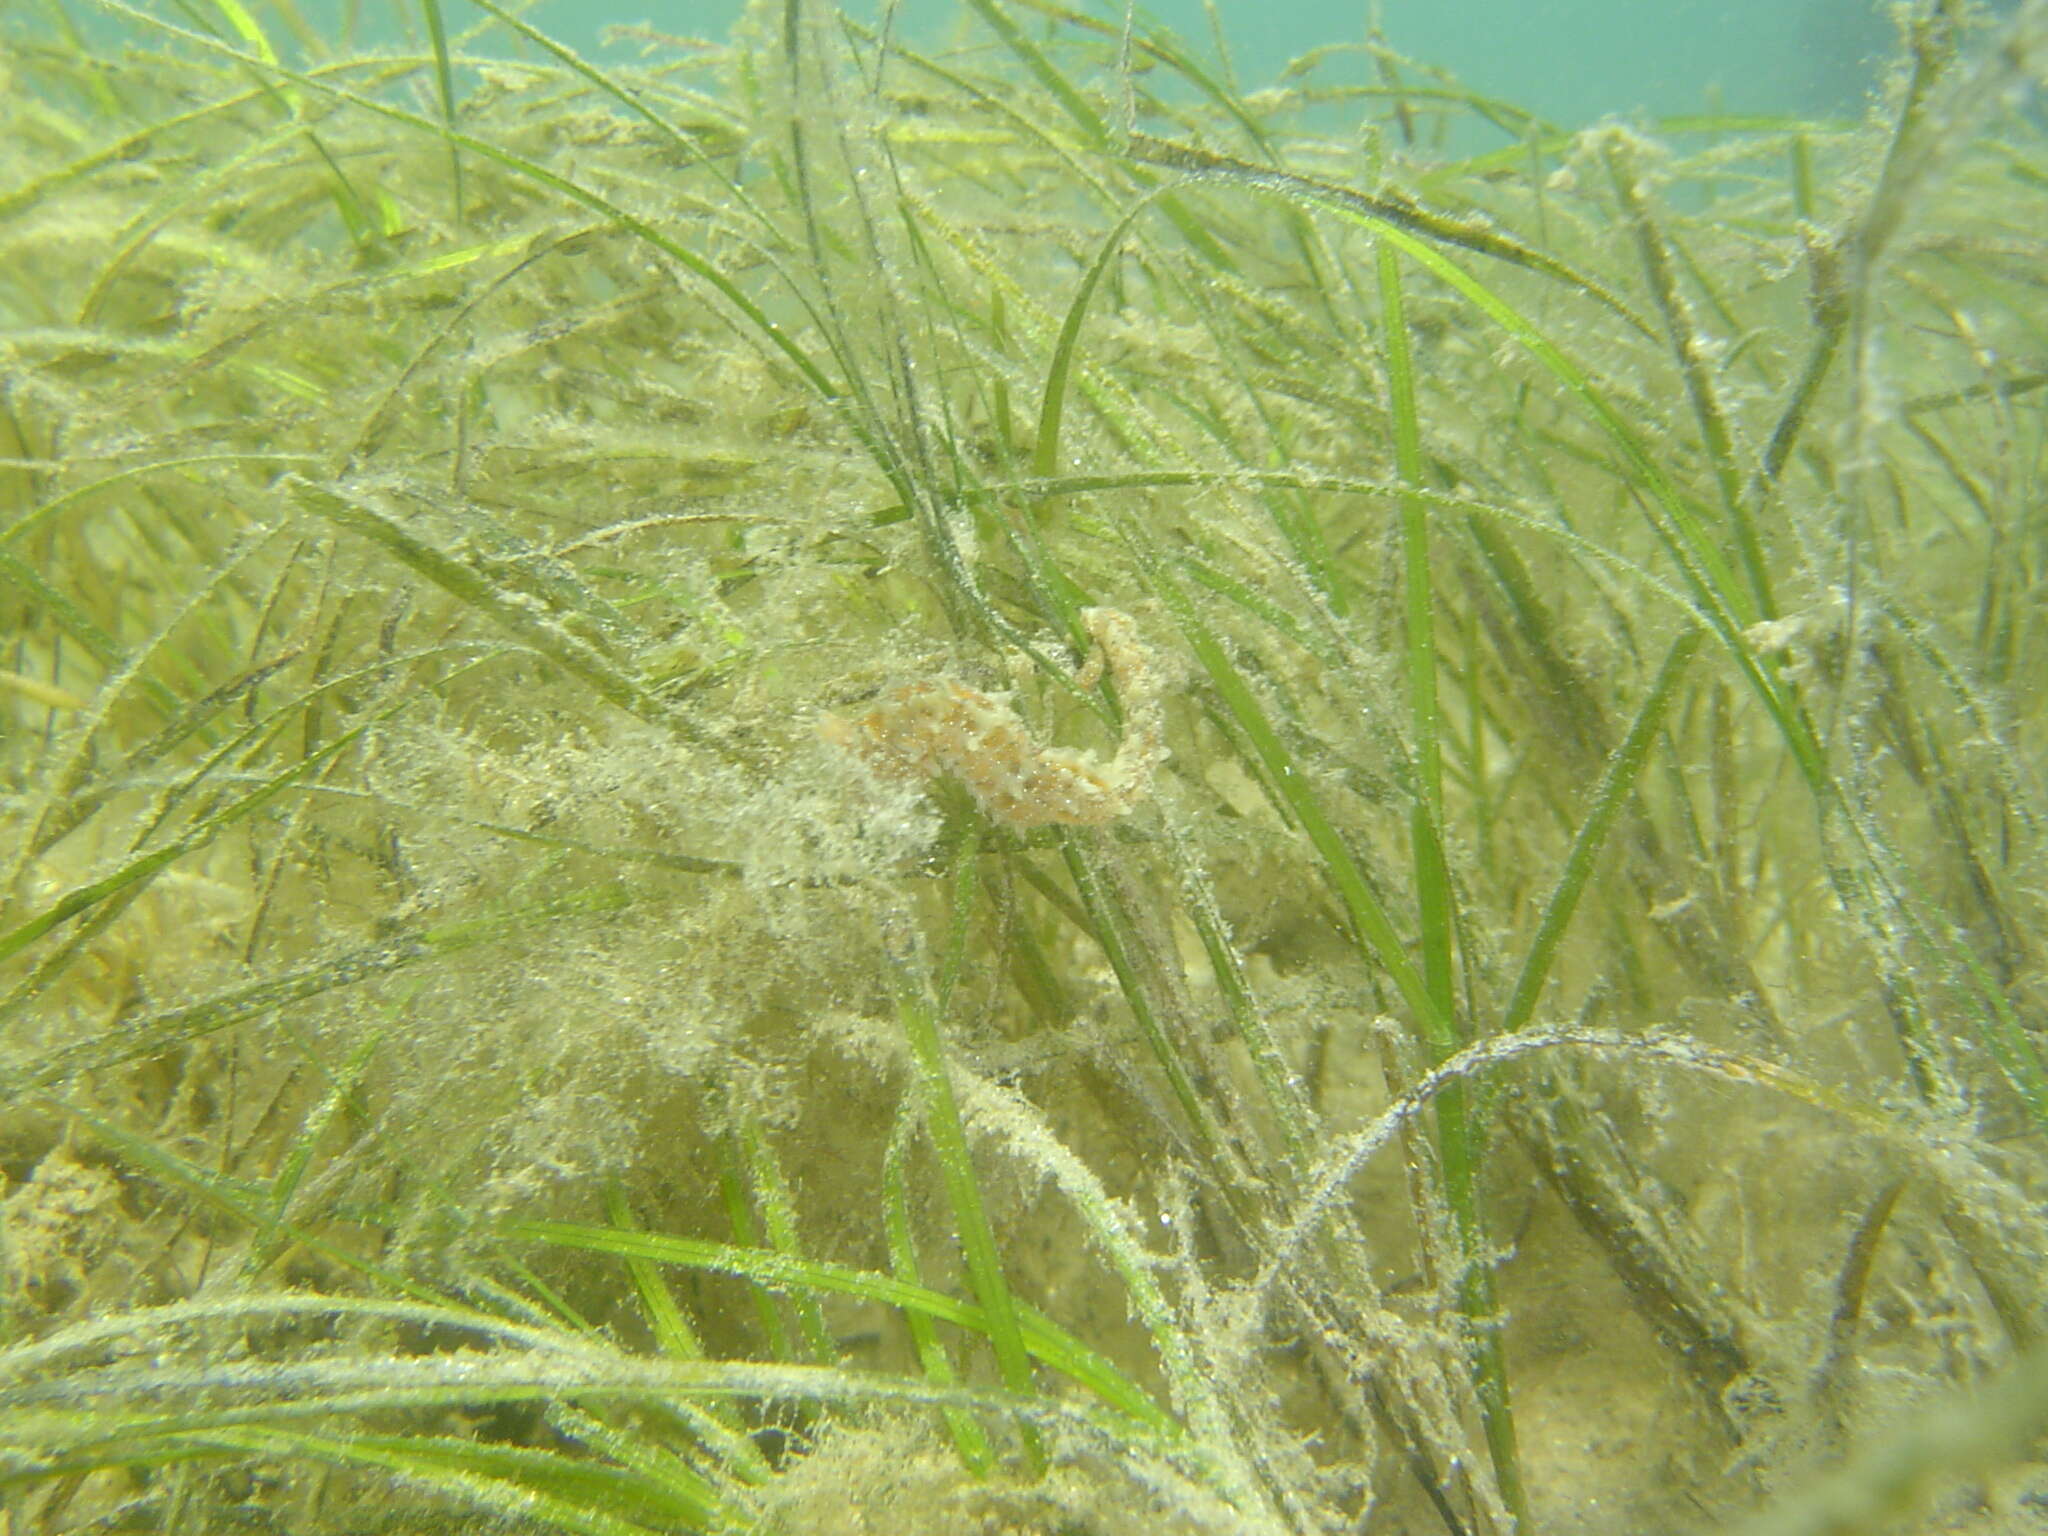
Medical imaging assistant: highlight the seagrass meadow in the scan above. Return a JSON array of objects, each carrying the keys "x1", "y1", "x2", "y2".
[{"x1": 1, "y1": 0, "x2": 2046, "y2": 1531}]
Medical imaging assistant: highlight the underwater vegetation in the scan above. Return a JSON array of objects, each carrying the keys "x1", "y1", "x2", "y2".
[{"x1": 1, "y1": 0, "x2": 2046, "y2": 1530}]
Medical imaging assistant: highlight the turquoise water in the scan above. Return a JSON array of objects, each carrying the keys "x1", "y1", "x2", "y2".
[{"x1": 388, "y1": 0, "x2": 1899, "y2": 124}]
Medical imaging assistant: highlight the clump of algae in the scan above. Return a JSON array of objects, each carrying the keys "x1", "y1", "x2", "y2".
[{"x1": 2, "y1": 2, "x2": 2046, "y2": 1534}]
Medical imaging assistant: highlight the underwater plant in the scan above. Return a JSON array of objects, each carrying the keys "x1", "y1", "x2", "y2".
[{"x1": 1, "y1": 0, "x2": 2046, "y2": 1532}]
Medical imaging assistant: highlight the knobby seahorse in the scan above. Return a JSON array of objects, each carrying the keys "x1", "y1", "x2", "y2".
[{"x1": 819, "y1": 607, "x2": 1166, "y2": 829}]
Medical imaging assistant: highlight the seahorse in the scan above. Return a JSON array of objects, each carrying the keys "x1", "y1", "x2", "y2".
[{"x1": 819, "y1": 608, "x2": 1166, "y2": 829}]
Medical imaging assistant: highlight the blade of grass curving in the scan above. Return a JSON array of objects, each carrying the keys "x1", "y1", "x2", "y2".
[
  {"x1": 195, "y1": 0, "x2": 281, "y2": 73},
  {"x1": 75, "y1": 115, "x2": 311, "y2": 326},
  {"x1": 884, "y1": 1107, "x2": 996, "y2": 1474},
  {"x1": 0, "y1": 1294, "x2": 557, "y2": 1386},
  {"x1": 1006, "y1": 0, "x2": 1272, "y2": 149},
  {"x1": 849, "y1": 24, "x2": 1126, "y2": 224},
  {"x1": 954, "y1": 0, "x2": 1236, "y2": 268},
  {"x1": 291, "y1": 478, "x2": 678, "y2": 729},
  {"x1": 603, "y1": 1185, "x2": 708, "y2": 1363},
  {"x1": 342, "y1": 229, "x2": 564, "y2": 462},
  {"x1": 561, "y1": 1400, "x2": 770, "y2": 1523},
  {"x1": 244, "y1": 1029, "x2": 383, "y2": 1276},
  {"x1": 4, "y1": 520, "x2": 292, "y2": 895},
  {"x1": 182, "y1": 1426, "x2": 720, "y2": 1535},
  {"x1": 0, "y1": 704, "x2": 384, "y2": 970},
  {"x1": 1834, "y1": 799, "x2": 2048, "y2": 1131},
  {"x1": 2, "y1": 454, "x2": 319, "y2": 549},
  {"x1": 960, "y1": 0, "x2": 1105, "y2": 145},
  {"x1": 0, "y1": 547, "x2": 143, "y2": 694},
  {"x1": 2, "y1": 1348, "x2": 1160, "y2": 1468},
  {"x1": 548, "y1": 1402, "x2": 754, "y2": 1522},
  {"x1": 460, "y1": 0, "x2": 745, "y2": 173},
  {"x1": 1060, "y1": 838, "x2": 1234, "y2": 1179},
  {"x1": 1499, "y1": 630, "x2": 1703, "y2": 1036},
  {"x1": 1032, "y1": 192, "x2": 1163, "y2": 484},
  {"x1": 1144, "y1": 141, "x2": 1714, "y2": 557},
  {"x1": 0, "y1": 80, "x2": 229, "y2": 220},
  {"x1": 323, "y1": 482, "x2": 650, "y2": 662},
  {"x1": 884, "y1": 908, "x2": 1047, "y2": 1471},
  {"x1": 1377, "y1": 238, "x2": 1531, "y2": 1527},
  {"x1": 1251, "y1": 1025, "x2": 1906, "y2": 1337},
  {"x1": 57, "y1": 1106, "x2": 458, "y2": 1307},
  {"x1": 1143, "y1": 561, "x2": 1449, "y2": 1050},
  {"x1": 1129, "y1": 132, "x2": 1656, "y2": 337},
  {"x1": 1158, "y1": 270, "x2": 1356, "y2": 612},
  {"x1": 1019, "y1": 161, "x2": 1352, "y2": 609},
  {"x1": 731, "y1": 1105, "x2": 837, "y2": 1366},
  {"x1": 981, "y1": 465, "x2": 1713, "y2": 633},
  {"x1": 4, "y1": 1305, "x2": 1190, "y2": 1520},
  {"x1": 436, "y1": 0, "x2": 946, "y2": 573},
  {"x1": 1174, "y1": 552, "x2": 1323, "y2": 654},
  {"x1": 559, "y1": 1395, "x2": 772, "y2": 1504},
  {"x1": 469, "y1": 1264, "x2": 765, "y2": 1490},
  {"x1": 502, "y1": 1218, "x2": 1171, "y2": 1434},
  {"x1": 1376, "y1": 243, "x2": 1455, "y2": 1031},
  {"x1": 715, "y1": 1136, "x2": 794, "y2": 1362},
  {"x1": 474, "y1": 1262, "x2": 600, "y2": 1336},
  {"x1": 1160, "y1": 824, "x2": 1315, "y2": 1180},
  {"x1": 1046, "y1": 0, "x2": 1365, "y2": 353},
  {"x1": 1371, "y1": 231, "x2": 1779, "y2": 646},
  {"x1": 1601, "y1": 136, "x2": 1774, "y2": 619},
  {"x1": 943, "y1": 1064, "x2": 1279, "y2": 1525}
]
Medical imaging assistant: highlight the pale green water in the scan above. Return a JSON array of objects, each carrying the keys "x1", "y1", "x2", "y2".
[{"x1": 325, "y1": 0, "x2": 1898, "y2": 118}]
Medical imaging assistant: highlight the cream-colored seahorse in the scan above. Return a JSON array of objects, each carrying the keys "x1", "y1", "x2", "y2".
[{"x1": 819, "y1": 607, "x2": 1166, "y2": 829}]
